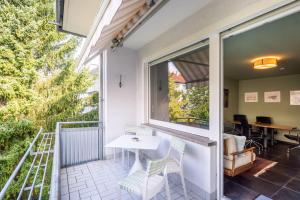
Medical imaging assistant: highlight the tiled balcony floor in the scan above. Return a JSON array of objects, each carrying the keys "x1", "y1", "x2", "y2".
[{"x1": 60, "y1": 155, "x2": 204, "y2": 200}]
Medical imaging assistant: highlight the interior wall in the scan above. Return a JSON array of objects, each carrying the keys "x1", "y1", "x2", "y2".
[
  {"x1": 104, "y1": 47, "x2": 138, "y2": 156},
  {"x1": 239, "y1": 74, "x2": 300, "y2": 142},
  {"x1": 224, "y1": 78, "x2": 239, "y2": 122}
]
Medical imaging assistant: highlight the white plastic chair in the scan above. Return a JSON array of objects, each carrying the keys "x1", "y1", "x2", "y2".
[
  {"x1": 165, "y1": 137, "x2": 188, "y2": 200},
  {"x1": 118, "y1": 157, "x2": 171, "y2": 200}
]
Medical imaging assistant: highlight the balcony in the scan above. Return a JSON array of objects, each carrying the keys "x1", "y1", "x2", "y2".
[
  {"x1": 60, "y1": 156, "x2": 203, "y2": 200},
  {"x1": 0, "y1": 121, "x2": 207, "y2": 200}
]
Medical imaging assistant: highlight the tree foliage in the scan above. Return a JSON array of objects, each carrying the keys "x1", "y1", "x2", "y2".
[
  {"x1": 168, "y1": 74, "x2": 189, "y2": 122},
  {"x1": 187, "y1": 85, "x2": 209, "y2": 124},
  {"x1": 0, "y1": 0, "x2": 96, "y2": 197},
  {"x1": 168, "y1": 74, "x2": 209, "y2": 126}
]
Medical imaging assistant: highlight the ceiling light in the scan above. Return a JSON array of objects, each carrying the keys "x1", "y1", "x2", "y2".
[{"x1": 252, "y1": 57, "x2": 278, "y2": 69}]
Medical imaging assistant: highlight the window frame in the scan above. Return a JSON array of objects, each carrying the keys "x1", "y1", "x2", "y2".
[{"x1": 147, "y1": 39, "x2": 210, "y2": 135}]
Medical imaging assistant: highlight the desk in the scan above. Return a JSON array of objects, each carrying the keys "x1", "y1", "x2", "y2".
[
  {"x1": 250, "y1": 123, "x2": 295, "y2": 149},
  {"x1": 228, "y1": 121, "x2": 296, "y2": 149},
  {"x1": 105, "y1": 135, "x2": 161, "y2": 175}
]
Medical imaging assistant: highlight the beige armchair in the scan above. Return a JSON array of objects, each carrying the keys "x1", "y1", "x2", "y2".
[{"x1": 223, "y1": 134, "x2": 256, "y2": 177}]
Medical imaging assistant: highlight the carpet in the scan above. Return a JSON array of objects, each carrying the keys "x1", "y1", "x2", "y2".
[{"x1": 244, "y1": 157, "x2": 278, "y2": 177}]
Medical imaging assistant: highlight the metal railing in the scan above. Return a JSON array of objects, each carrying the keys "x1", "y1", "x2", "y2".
[
  {"x1": 0, "y1": 128, "x2": 55, "y2": 200},
  {"x1": 1, "y1": 121, "x2": 103, "y2": 200},
  {"x1": 49, "y1": 123, "x2": 61, "y2": 200},
  {"x1": 49, "y1": 121, "x2": 103, "y2": 199},
  {"x1": 58, "y1": 121, "x2": 103, "y2": 167}
]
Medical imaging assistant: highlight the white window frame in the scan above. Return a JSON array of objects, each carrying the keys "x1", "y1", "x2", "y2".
[{"x1": 147, "y1": 39, "x2": 211, "y2": 137}]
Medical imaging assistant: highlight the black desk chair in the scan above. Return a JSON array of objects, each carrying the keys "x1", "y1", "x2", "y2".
[
  {"x1": 256, "y1": 116, "x2": 277, "y2": 145},
  {"x1": 256, "y1": 116, "x2": 272, "y2": 124},
  {"x1": 234, "y1": 114, "x2": 264, "y2": 153}
]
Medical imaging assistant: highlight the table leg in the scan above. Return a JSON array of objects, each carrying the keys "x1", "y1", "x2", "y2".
[
  {"x1": 264, "y1": 127, "x2": 268, "y2": 149},
  {"x1": 114, "y1": 148, "x2": 116, "y2": 161},
  {"x1": 271, "y1": 129, "x2": 274, "y2": 146},
  {"x1": 129, "y1": 149, "x2": 143, "y2": 175}
]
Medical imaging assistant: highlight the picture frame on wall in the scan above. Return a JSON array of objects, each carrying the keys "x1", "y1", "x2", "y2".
[
  {"x1": 290, "y1": 90, "x2": 300, "y2": 105},
  {"x1": 264, "y1": 91, "x2": 281, "y2": 103},
  {"x1": 245, "y1": 92, "x2": 258, "y2": 103},
  {"x1": 224, "y1": 89, "x2": 229, "y2": 108}
]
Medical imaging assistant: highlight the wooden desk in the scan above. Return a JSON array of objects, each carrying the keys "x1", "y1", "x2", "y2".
[
  {"x1": 249, "y1": 122, "x2": 294, "y2": 131},
  {"x1": 228, "y1": 121, "x2": 297, "y2": 149},
  {"x1": 250, "y1": 122, "x2": 296, "y2": 148}
]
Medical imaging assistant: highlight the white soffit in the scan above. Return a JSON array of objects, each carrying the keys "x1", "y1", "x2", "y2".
[
  {"x1": 63, "y1": 0, "x2": 103, "y2": 36},
  {"x1": 123, "y1": 0, "x2": 212, "y2": 49}
]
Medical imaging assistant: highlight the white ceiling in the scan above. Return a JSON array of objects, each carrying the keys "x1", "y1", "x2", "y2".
[
  {"x1": 123, "y1": 0, "x2": 211, "y2": 49},
  {"x1": 224, "y1": 11, "x2": 300, "y2": 80},
  {"x1": 63, "y1": 0, "x2": 103, "y2": 36}
]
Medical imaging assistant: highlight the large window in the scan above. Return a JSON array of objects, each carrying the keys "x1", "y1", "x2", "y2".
[{"x1": 150, "y1": 44, "x2": 209, "y2": 129}]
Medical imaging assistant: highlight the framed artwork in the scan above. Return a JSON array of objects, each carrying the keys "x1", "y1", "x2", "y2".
[
  {"x1": 245, "y1": 92, "x2": 258, "y2": 103},
  {"x1": 224, "y1": 89, "x2": 229, "y2": 108},
  {"x1": 290, "y1": 90, "x2": 300, "y2": 105},
  {"x1": 264, "y1": 91, "x2": 280, "y2": 103}
]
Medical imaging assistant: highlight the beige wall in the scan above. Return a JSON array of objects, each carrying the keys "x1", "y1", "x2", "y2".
[
  {"x1": 238, "y1": 74, "x2": 300, "y2": 142},
  {"x1": 224, "y1": 78, "x2": 239, "y2": 122}
]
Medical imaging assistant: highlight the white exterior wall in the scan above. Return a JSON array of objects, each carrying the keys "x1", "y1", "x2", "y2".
[
  {"x1": 103, "y1": 47, "x2": 138, "y2": 156},
  {"x1": 134, "y1": 1, "x2": 293, "y2": 199},
  {"x1": 78, "y1": 0, "x2": 297, "y2": 199}
]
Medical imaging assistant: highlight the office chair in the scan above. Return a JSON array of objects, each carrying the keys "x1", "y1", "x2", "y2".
[
  {"x1": 256, "y1": 116, "x2": 272, "y2": 124},
  {"x1": 234, "y1": 114, "x2": 264, "y2": 153},
  {"x1": 256, "y1": 116, "x2": 277, "y2": 145}
]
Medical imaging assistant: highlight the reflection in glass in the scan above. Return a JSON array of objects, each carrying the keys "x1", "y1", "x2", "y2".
[{"x1": 150, "y1": 45, "x2": 209, "y2": 129}]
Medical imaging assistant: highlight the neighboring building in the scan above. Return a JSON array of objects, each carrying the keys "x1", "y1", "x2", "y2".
[{"x1": 171, "y1": 73, "x2": 187, "y2": 92}]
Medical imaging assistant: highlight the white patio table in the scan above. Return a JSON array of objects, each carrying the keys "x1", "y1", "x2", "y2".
[{"x1": 105, "y1": 135, "x2": 161, "y2": 175}]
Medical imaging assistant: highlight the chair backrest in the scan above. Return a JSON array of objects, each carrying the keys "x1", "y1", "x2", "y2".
[
  {"x1": 136, "y1": 127, "x2": 153, "y2": 136},
  {"x1": 170, "y1": 137, "x2": 186, "y2": 155},
  {"x1": 146, "y1": 157, "x2": 167, "y2": 177},
  {"x1": 233, "y1": 114, "x2": 249, "y2": 137},
  {"x1": 143, "y1": 157, "x2": 167, "y2": 199},
  {"x1": 256, "y1": 116, "x2": 272, "y2": 124},
  {"x1": 168, "y1": 137, "x2": 186, "y2": 165},
  {"x1": 124, "y1": 125, "x2": 138, "y2": 135}
]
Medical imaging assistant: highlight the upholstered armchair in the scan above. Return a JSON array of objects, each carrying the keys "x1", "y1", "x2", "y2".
[{"x1": 223, "y1": 133, "x2": 256, "y2": 177}]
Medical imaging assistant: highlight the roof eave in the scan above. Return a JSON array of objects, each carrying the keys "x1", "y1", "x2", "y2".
[{"x1": 55, "y1": 0, "x2": 87, "y2": 38}]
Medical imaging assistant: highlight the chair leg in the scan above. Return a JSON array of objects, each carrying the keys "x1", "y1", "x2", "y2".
[
  {"x1": 165, "y1": 174, "x2": 171, "y2": 200},
  {"x1": 118, "y1": 188, "x2": 122, "y2": 200},
  {"x1": 122, "y1": 149, "x2": 124, "y2": 165},
  {"x1": 114, "y1": 148, "x2": 116, "y2": 161},
  {"x1": 180, "y1": 170, "x2": 188, "y2": 200},
  {"x1": 127, "y1": 151, "x2": 130, "y2": 166},
  {"x1": 288, "y1": 145, "x2": 300, "y2": 153}
]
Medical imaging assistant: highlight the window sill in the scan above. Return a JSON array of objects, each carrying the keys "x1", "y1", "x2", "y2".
[{"x1": 143, "y1": 123, "x2": 216, "y2": 146}]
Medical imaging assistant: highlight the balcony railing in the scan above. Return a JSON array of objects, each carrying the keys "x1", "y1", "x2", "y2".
[{"x1": 0, "y1": 121, "x2": 103, "y2": 200}]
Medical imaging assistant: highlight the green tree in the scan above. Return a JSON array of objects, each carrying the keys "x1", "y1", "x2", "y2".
[
  {"x1": 168, "y1": 74, "x2": 189, "y2": 122},
  {"x1": 0, "y1": 0, "x2": 79, "y2": 121},
  {"x1": 0, "y1": 0, "x2": 96, "y2": 197},
  {"x1": 187, "y1": 85, "x2": 209, "y2": 125}
]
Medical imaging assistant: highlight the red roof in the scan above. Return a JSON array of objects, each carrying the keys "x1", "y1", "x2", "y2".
[{"x1": 171, "y1": 73, "x2": 186, "y2": 83}]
